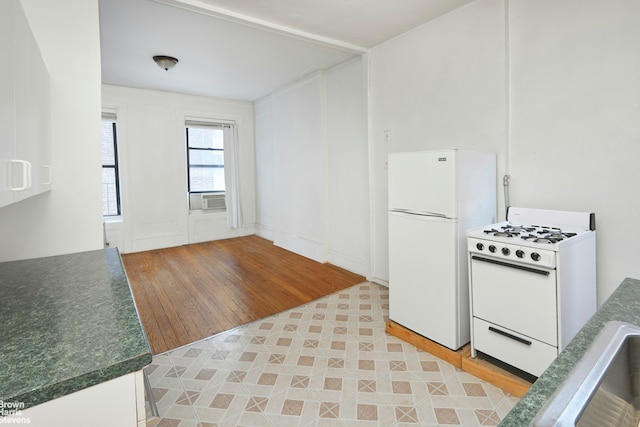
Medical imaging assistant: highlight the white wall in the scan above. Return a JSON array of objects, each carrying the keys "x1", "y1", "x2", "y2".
[
  {"x1": 102, "y1": 85, "x2": 256, "y2": 253},
  {"x1": 369, "y1": 0, "x2": 640, "y2": 302},
  {"x1": 254, "y1": 98, "x2": 276, "y2": 241},
  {"x1": 326, "y1": 59, "x2": 370, "y2": 275},
  {"x1": 369, "y1": 0, "x2": 506, "y2": 284},
  {"x1": 508, "y1": 0, "x2": 640, "y2": 302},
  {"x1": 0, "y1": 0, "x2": 102, "y2": 262},
  {"x1": 272, "y1": 73, "x2": 327, "y2": 262},
  {"x1": 254, "y1": 58, "x2": 369, "y2": 276}
]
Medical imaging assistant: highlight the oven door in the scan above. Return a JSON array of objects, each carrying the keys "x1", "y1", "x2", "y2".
[{"x1": 470, "y1": 255, "x2": 558, "y2": 347}]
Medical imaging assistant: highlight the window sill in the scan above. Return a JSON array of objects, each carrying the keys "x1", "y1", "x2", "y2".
[
  {"x1": 189, "y1": 210, "x2": 226, "y2": 215},
  {"x1": 103, "y1": 216, "x2": 123, "y2": 223}
]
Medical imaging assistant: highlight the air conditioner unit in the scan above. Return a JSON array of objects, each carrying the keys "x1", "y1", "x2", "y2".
[{"x1": 201, "y1": 193, "x2": 226, "y2": 211}]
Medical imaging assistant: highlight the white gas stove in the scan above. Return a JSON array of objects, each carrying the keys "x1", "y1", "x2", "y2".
[{"x1": 467, "y1": 207, "x2": 597, "y2": 377}]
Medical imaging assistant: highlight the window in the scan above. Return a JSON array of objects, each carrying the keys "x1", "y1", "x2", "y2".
[
  {"x1": 186, "y1": 125, "x2": 225, "y2": 194},
  {"x1": 101, "y1": 114, "x2": 121, "y2": 216},
  {"x1": 185, "y1": 120, "x2": 241, "y2": 225}
]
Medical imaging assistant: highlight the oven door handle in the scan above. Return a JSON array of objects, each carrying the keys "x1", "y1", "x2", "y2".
[
  {"x1": 471, "y1": 255, "x2": 550, "y2": 276},
  {"x1": 488, "y1": 326, "x2": 533, "y2": 346}
]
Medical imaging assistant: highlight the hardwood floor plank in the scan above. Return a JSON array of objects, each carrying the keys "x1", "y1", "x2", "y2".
[{"x1": 122, "y1": 235, "x2": 366, "y2": 354}]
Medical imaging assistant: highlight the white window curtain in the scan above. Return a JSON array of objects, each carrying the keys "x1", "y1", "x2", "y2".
[{"x1": 223, "y1": 124, "x2": 242, "y2": 229}]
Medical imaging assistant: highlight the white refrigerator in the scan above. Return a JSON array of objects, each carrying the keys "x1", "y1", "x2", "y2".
[{"x1": 388, "y1": 149, "x2": 496, "y2": 350}]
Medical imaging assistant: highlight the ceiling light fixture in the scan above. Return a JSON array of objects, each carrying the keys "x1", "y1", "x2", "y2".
[{"x1": 153, "y1": 55, "x2": 179, "y2": 71}]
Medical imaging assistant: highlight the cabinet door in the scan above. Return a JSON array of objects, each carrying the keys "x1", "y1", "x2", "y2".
[
  {"x1": 0, "y1": 0, "x2": 51, "y2": 208},
  {"x1": 13, "y1": 0, "x2": 50, "y2": 202},
  {"x1": 28, "y1": 10, "x2": 51, "y2": 195},
  {"x1": 0, "y1": 0, "x2": 16, "y2": 208},
  {"x1": 21, "y1": 373, "x2": 140, "y2": 427}
]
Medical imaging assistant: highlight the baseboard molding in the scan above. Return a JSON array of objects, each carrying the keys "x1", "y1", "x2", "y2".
[
  {"x1": 274, "y1": 231, "x2": 325, "y2": 263},
  {"x1": 188, "y1": 215, "x2": 255, "y2": 244},
  {"x1": 369, "y1": 276, "x2": 388, "y2": 287},
  {"x1": 325, "y1": 249, "x2": 367, "y2": 277},
  {"x1": 129, "y1": 234, "x2": 186, "y2": 253},
  {"x1": 255, "y1": 224, "x2": 275, "y2": 242},
  {"x1": 385, "y1": 320, "x2": 532, "y2": 398}
]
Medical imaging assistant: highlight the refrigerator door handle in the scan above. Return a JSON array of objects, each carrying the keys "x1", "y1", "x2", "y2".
[{"x1": 389, "y1": 208, "x2": 452, "y2": 219}]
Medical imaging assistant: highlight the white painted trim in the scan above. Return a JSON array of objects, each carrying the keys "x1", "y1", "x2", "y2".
[
  {"x1": 255, "y1": 224, "x2": 275, "y2": 242},
  {"x1": 364, "y1": 52, "x2": 380, "y2": 282},
  {"x1": 369, "y1": 276, "x2": 389, "y2": 287},
  {"x1": 326, "y1": 249, "x2": 367, "y2": 277},
  {"x1": 273, "y1": 230, "x2": 325, "y2": 264},
  {"x1": 129, "y1": 234, "x2": 186, "y2": 253},
  {"x1": 151, "y1": 0, "x2": 368, "y2": 54}
]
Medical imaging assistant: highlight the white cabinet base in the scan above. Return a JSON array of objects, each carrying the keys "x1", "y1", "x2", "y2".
[{"x1": 12, "y1": 371, "x2": 145, "y2": 427}]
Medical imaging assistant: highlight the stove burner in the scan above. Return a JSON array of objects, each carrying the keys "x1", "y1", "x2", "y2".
[
  {"x1": 482, "y1": 224, "x2": 580, "y2": 245},
  {"x1": 521, "y1": 230, "x2": 577, "y2": 244},
  {"x1": 521, "y1": 235, "x2": 564, "y2": 244},
  {"x1": 494, "y1": 232, "x2": 515, "y2": 238},
  {"x1": 483, "y1": 225, "x2": 543, "y2": 238},
  {"x1": 504, "y1": 226, "x2": 536, "y2": 234},
  {"x1": 536, "y1": 238, "x2": 555, "y2": 244},
  {"x1": 484, "y1": 228, "x2": 517, "y2": 238},
  {"x1": 547, "y1": 231, "x2": 577, "y2": 239}
]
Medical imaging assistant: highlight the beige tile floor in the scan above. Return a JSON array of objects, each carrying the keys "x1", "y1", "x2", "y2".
[{"x1": 146, "y1": 282, "x2": 519, "y2": 426}]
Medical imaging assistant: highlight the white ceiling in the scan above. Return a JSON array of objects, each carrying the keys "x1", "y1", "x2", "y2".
[{"x1": 99, "y1": 0, "x2": 475, "y2": 102}]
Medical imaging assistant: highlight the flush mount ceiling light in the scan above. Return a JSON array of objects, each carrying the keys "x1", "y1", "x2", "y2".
[{"x1": 153, "y1": 55, "x2": 179, "y2": 71}]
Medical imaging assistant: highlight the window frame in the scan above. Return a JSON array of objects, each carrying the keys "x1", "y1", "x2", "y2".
[
  {"x1": 185, "y1": 125, "x2": 225, "y2": 195},
  {"x1": 101, "y1": 119, "x2": 122, "y2": 217}
]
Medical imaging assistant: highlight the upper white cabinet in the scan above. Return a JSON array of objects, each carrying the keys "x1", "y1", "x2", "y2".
[
  {"x1": 0, "y1": 1, "x2": 16, "y2": 208},
  {"x1": 0, "y1": 0, "x2": 51, "y2": 208}
]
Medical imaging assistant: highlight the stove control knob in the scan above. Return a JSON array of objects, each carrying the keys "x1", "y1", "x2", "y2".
[
  {"x1": 489, "y1": 245, "x2": 497, "y2": 253},
  {"x1": 516, "y1": 249, "x2": 525, "y2": 258},
  {"x1": 476, "y1": 243, "x2": 484, "y2": 251},
  {"x1": 531, "y1": 252, "x2": 541, "y2": 262},
  {"x1": 501, "y1": 247, "x2": 510, "y2": 256}
]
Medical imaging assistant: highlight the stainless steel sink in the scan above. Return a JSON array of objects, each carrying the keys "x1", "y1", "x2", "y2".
[{"x1": 532, "y1": 321, "x2": 640, "y2": 427}]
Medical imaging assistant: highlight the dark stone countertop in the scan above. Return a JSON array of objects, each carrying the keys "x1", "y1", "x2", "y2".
[
  {"x1": 0, "y1": 248, "x2": 152, "y2": 410},
  {"x1": 500, "y1": 277, "x2": 640, "y2": 425}
]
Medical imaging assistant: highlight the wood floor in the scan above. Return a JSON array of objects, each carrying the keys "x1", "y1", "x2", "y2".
[{"x1": 122, "y1": 235, "x2": 366, "y2": 355}]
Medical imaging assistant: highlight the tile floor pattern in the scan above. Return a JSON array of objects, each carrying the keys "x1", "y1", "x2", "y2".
[{"x1": 146, "y1": 283, "x2": 519, "y2": 426}]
